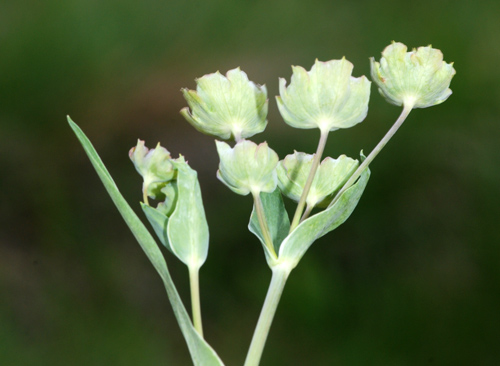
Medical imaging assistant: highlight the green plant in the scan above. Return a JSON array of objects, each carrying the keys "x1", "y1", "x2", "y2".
[{"x1": 69, "y1": 41, "x2": 455, "y2": 365}]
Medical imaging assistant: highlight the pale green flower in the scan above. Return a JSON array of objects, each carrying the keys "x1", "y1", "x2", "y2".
[
  {"x1": 129, "y1": 140, "x2": 175, "y2": 200},
  {"x1": 181, "y1": 68, "x2": 268, "y2": 141},
  {"x1": 277, "y1": 151, "x2": 358, "y2": 208},
  {"x1": 370, "y1": 42, "x2": 456, "y2": 108},
  {"x1": 276, "y1": 58, "x2": 371, "y2": 133},
  {"x1": 216, "y1": 140, "x2": 278, "y2": 196}
]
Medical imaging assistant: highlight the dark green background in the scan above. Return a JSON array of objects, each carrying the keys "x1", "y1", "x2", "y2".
[{"x1": 1, "y1": 0, "x2": 499, "y2": 365}]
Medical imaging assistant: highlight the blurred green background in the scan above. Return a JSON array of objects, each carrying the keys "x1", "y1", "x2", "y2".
[{"x1": 1, "y1": 0, "x2": 499, "y2": 365}]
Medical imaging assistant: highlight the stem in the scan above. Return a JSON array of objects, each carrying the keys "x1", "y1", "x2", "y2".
[
  {"x1": 301, "y1": 203, "x2": 314, "y2": 222},
  {"x1": 188, "y1": 265, "x2": 203, "y2": 337},
  {"x1": 244, "y1": 265, "x2": 291, "y2": 366},
  {"x1": 300, "y1": 204, "x2": 314, "y2": 222},
  {"x1": 289, "y1": 130, "x2": 329, "y2": 232},
  {"x1": 142, "y1": 183, "x2": 149, "y2": 205},
  {"x1": 253, "y1": 191, "x2": 277, "y2": 258},
  {"x1": 328, "y1": 104, "x2": 413, "y2": 209}
]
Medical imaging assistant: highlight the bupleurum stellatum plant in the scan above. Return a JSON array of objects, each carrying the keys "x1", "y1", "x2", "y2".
[{"x1": 68, "y1": 41, "x2": 456, "y2": 365}]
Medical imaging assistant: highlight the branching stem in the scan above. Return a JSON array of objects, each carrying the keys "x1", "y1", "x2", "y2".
[
  {"x1": 328, "y1": 104, "x2": 413, "y2": 209},
  {"x1": 301, "y1": 203, "x2": 314, "y2": 222}
]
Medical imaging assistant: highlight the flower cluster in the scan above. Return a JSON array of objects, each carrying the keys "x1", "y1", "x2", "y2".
[{"x1": 70, "y1": 40, "x2": 457, "y2": 366}]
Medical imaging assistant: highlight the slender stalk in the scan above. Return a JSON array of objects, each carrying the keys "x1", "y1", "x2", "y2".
[
  {"x1": 301, "y1": 203, "x2": 314, "y2": 222},
  {"x1": 289, "y1": 130, "x2": 329, "y2": 232},
  {"x1": 328, "y1": 104, "x2": 413, "y2": 209},
  {"x1": 253, "y1": 191, "x2": 277, "y2": 258},
  {"x1": 244, "y1": 265, "x2": 291, "y2": 366},
  {"x1": 142, "y1": 183, "x2": 149, "y2": 205},
  {"x1": 188, "y1": 265, "x2": 203, "y2": 337}
]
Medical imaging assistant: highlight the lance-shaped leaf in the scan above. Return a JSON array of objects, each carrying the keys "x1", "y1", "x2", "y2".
[
  {"x1": 248, "y1": 187, "x2": 290, "y2": 266},
  {"x1": 68, "y1": 117, "x2": 224, "y2": 366},
  {"x1": 167, "y1": 158, "x2": 209, "y2": 269},
  {"x1": 278, "y1": 162, "x2": 370, "y2": 270}
]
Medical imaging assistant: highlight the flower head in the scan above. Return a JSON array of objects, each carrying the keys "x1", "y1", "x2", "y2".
[
  {"x1": 181, "y1": 68, "x2": 268, "y2": 141},
  {"x1": 129, "y1": 140, "x2": 175, "y2": 201},
  {"x1": 276, "y1": 58, "x2": 371, "y2": 133},
  {"x1": 370, "y1": 42, "x2": 456, "y2": 109},
  {"x1": 277, "y1": 151, "x2": 358, "y2": 208},
  {"x1": 216, "y1": 140, "x2": 278, "y2": 196}
]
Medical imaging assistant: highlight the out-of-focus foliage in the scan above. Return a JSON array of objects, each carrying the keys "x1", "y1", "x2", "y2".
[{"x1": 1, "y1": 0, "x2": 500, "y2": 365}]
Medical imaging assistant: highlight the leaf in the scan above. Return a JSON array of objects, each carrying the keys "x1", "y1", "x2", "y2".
[
  {"x1": 167, "y1": 158, "x2": 209, "y2": 269},
  {"x1": 68, "y1": 117, "x2": 224, "y2": 366},
  {"x1": 278, "y1": 164, "x2": 370, "y2": 269},
  {"x1": 248, "y1": 187, "x2": 290, "y2": 263},
  {"x1": 141, "y1": 159, "x2": 209, "y2": 270}
]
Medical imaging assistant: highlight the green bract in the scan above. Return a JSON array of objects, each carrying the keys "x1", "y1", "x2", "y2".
[
  {"x1": 216, "y1": 140, "x2": 278, "y2": 196},
  {"x1": 141, "y1": 156, "x2": 209, "y2": 269},
  {"x1": 276, "y1": 58, "x2": 371, "y2": 133},
  {"x1": 181, "y1": 68, "x2": 268, "y2": 141},
  {"x1": 277, "y1": 152, "x2": 358, "y2": 208},
  {"x1": 278, "y1": 158, "x2": 370, "y2": 270},
  {"x1": 370, "y1": 42, "x2": 456, "y2": 109},
  {"x1": 129, "y1": 140, "x2": 175, "y2": 200},
  {"x1": 167, "y1": 158, "x2": 209, "y2": 268},
  {"x1": 249, "y1": 154, "x2": 370, "y2": 270}
]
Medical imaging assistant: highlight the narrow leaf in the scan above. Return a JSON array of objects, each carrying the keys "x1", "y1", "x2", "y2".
[{"x1": 68, "y1": 117, "x2": 224, "y2": 366}]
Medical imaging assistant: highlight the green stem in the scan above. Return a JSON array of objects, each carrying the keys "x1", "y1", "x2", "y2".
[
  {"x1": 253, "y1": 191, "x2": 277, "y2": 258},
  {"x1": 289, "y1": 130, "x2": 329, "y2": 232},
  {"x1": 301, "y1": 203, "x2": 314, "y2": 222},
  {"x1": 142, "y1": 183, "x2": 149, "y2": 205},
  {"x1": 188, "y1": 265, "x2": 203, "y2": 337},
  {"x1": 328, "y1": 104, "x2": 413, "y2": 209},
  {"x1": 244, "y1": 264, "x2": 291, "y2": 366}
]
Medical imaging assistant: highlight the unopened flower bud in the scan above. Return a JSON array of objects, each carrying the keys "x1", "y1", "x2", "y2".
[{"x1": 129, "y1": 140, "x2": 175, "y2": 201}]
